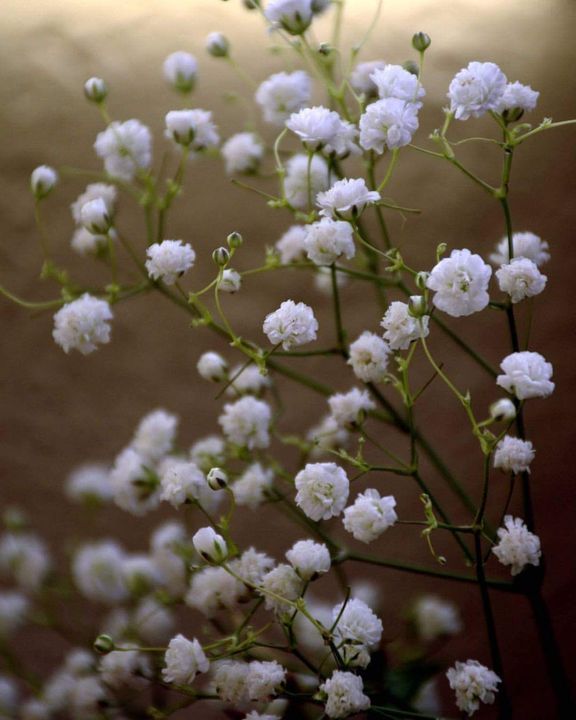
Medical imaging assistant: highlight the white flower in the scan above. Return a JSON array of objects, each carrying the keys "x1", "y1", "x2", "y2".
[
  {"x1": 186, "y1": 566, "x2": 241, "y2": 616},
  {"x1": 263, "y1": 299, "x2": 318, "y2": 350},
  {"x1": 413, "y1": 595, "x2": 462, "y2": 641},
  {"x1": 304, "y1": 218, "x2": 355, "y2": 266},
  {"x1": 110, "y1": 447, "x2": 161, "y2": 516},
  {"x1": 259, "y1": 564, "x2": 302, "y2": 614},
  {"x1": 490, "y1": 398, "x2": 517, "y2": 422},
  {"x1": 84, "y1": 76, "x2": 108, "y2": 103},
  {"x1": 31, "y1": 165, "x2": 58, "y2": 199},
  {"x1": 332, "y1": 597, "x2": 383, "y2": 667},
  {"x1": 495, "y1": 257, "x2": 547, "y2": 303},
  {"x1": 317, "y1": 178, "x2": 380, "y2": 219},
  {"x1": 72, "y1": 541, "x2": 128, "y2": 604},
  {"x1": 66, "y1": 463, "x2": 113, "y2": 503},
  {"x1": 343, "y1": 489, "x2": 397, "y2": 543},
  {"x1": 307, "y1": 415, "x2": 349, "y2": 458},
  {"x1": 380, "y1": 300, "x2": 429, "y2": 350},
  {"x1": 226, "y1": 363, "x2": 271, "y2": 396},
  {"x1": 165, "y1": 109, "x2": 220, "y2": 150},
  {"x1": 426, "y1": 249, "x2": 492, "y2": 317},
  {"x1": 246, "y1": 660, "x2": 286, "y2": 701},
  {"x1": 295, "y1": 462, "x2": 349, "y2": 520},
  {"x1": 190, "y1": 435, "x2": 226, "y2": 472},
  {"x1": 232, "y1": 548, "x2": 275, "y2": 587},
  {"x1": 287, "y1": 106, "x2": 350, "y2": 153},
  {"x1": 219, "y1": 396, "x2": 272, "y2": 449},
  {"x1": 265, "y1": 0, "x2": 313, "y2": 35},
  {"x1": 145, "y1": 239, "x2": 196, "y2": 285},
  {"x1": 448, "y1": 61, "x2": 507, "y2": 120},
  {"x1": 122, "y1": 554, "x2": 162, "y2": 594},
  {"x1": 371, "y1": 64, "x2": 425, "y2": 105},
  {"x1": 320, "y1": 670, "x2": 370, "y2": 718},
  {"x1": 197, "y1": 351, "x2": 228, "y2": 382},
  {"x1": 494, "y1": 436, "x2": 535, "y2": 474},
  {"x1": 162, "y1": 634, "x2": 209, "y2": 685},
  {"x1": 100, "y1": 649, "x2": 150, "y2": 689},
  {"x1": 193, "y1": 527, "x2": 228, "y2": 563},
  {"x1": 134, "y1": 596, "x2": 174, "y2": 644},
  {"x1": 233, "y1": 463, "x2": 274, "y2": 508},
  {"x1": 71, "y1": 183, "x2": 117, "y2": 224},
  {"x1": 163, "y1": 51, "x2": 198, "y2": 92},
  {"x1": 359, "y1": 97, "x2": 420, "y2": 152},
  {"x1": 285, "y1": 152, "x2": 332, "y2": 208},
  {"x1": 206, "y1": 32, "x2": 229, "y2": 58},
  {"x1": 348, "y1": 332, "x2": 390, "y2": 383},
  {"x1": 489, "y1": 231, "x2": 550, "y2": 267},
  {"x1": 496, "y1": 351, "x2": 554, "y2": 400},
  {"x1": 212, "y1": 660, "x2": 249, "y2": 704},
  {"x1": 446, "y1": 659, "x2": 501, "y2": 716},
  {"x1": 160, "y1": 460, "x2": 211, "y2": 508},
  {"x1": 496, "y1": 82, "x2": 539, "y2": 114},
  {"x1": 255, "y1": 70, "x2": 312, "y2": 126},
  {"x1": 276, "y1": 225, "x2": 308, "y2": 264},
  {"x1": 80, "y1": 197, "x2": 112, "y2": 234},
  {"x1": 222, "y1": 132, "x2": 263, "y2": 174},
  {"x1": 328, "y1": 388, "x2": 375, "y2": 428},
  {"x1": 71, "y1": 227, "x2": 109, "y2": 255},
  {"x1": 492, "y1": 515, "x2": 541, "y2": 575},
  {"x1": 286, "y1": 540, "x2": 331, "y2": 579},
  {"x1": 132, "y1": 408, "x2": 178, "y2": 461},
  {"x1": 94, "y1": 119, "x2": 152, "y2": 181},
  {"x1": 0, "y1": 532, "x2": 51, "y2": 591},
  {"x1": 0, "y1": 592, "x2": 29, "y2": 637},
  {"x1": 52, "y1": 294, "x2": 113, "y2": 354},
  {"x1": 350, "y1": 60, "x2": 387, "y2": 98},
  {"x1": 218, "y1": 268, "x2": 242, "y2": 293}
]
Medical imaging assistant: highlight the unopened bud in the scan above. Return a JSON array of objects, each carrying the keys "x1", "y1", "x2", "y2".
[
  {"x1": 227, "y1": 231, "x2": 243, "y2": 249},
  {"x1": 412, "y1": 32, "x2": 431, "y2": 53},
  {"x1": 94, "y1": 634, "x2": 115, "y2": 655},
  {"x1": 408, "y1": 295, "x2": 427, "y2": 318},
  {"x1": 490, "y1": 398, "x2": 516, "y2": 422},
  {"x1": 80, "y1": 198, "x2": 112, "y2": 235},
  {"x1": 415, "y1": 271, "x2": 429, "y2": 291},
  {"x1": 30, "y1": 165, "x2": 58, "y2": 200},
  {"x1": 207, "y1": 467, "x2": 228, "y2": 490},
  {"x1": 84, "y1": 77, "x2": 108, "y2": 103},
  {"x1": 206, "y1": 32, "x2": 230, "y2": 58},
  {"x1": 436, "y1": 242, "x2": 448, "y2": 260},
  {"x1": 402, "y1": 60, "x2": 420, "y2": 77},
  {"x1": 192, "y1": 527, "x2": 228, "y2": 563},
  {"x1": 213, "y1": 247, "x2": 230, "y2": 267}
]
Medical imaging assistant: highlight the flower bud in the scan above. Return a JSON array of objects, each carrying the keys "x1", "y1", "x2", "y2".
[
  {"x1": 30, "y1": 165, "x2": 58, "y2": 200},
  {"x1": 412, "y1": 32, "x2": 431, "y2": 53},
  {"x1": 415, "y1": 271, "x2": 429, "y2": 291},
  {"x1": 318, "y1": 43, "x2": 332, "y2": 56},
  {"x1": 408, "y1": 295, "x2": 427, "y2": 318},
  {"x1": 84, "y1": 77, "x2": 108, "y2": 103},
  {"x1": 227, "y1": 231, "x2": 243, "y2": 249},
  {"x1": 402, "y1": 60, "x2": 420, "y2": 77},
  {"x1": 197, "y1": 351, "x2": 228, "y2": 382},
  {"x1": 218, "y1": 268, "x2": 242, "y2": 293},
  {"x1": 165, "y1": 110, "x2": 196, "y2": 146},
  {"x1": 490, "y1": 398, "x2": 517, "y2": 422},
  {"x1": 163, "y1": 51, "x2": 198, "y2": 94},
  {"x1": 94, "y1": 634, "x2": 115, "y2": 655},
  {"x1": 207, "y1": 467, "x2": 228, "y2": 490},
  {"x1": 213, "y1": 247, "x2": 230, "y2": 267},
  {"x1": 80, "y1": 198, "x2": 112, "y2": 235},
  {"x1": 436, "y1": 242, "x2": 448, "y2": 260},
  {"x1": 192, "y1": 527, "x2": 228, "y2": 563},
  {"x1": 206, "y1": 32, "x2": 230, "y2": 58}
]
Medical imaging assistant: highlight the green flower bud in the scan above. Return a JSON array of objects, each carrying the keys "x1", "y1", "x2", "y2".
[
  {"x1": 207, "y1": 467, "x2": 228, "y2": 490},
  {"x1": 213, "y1": 247, "x2": 230, "y2": 267},
  {"x1": 412, "y1": 32, "x2": 431, "y2": 53},
  {"x1": 227, "y1": 231, "x2": 243, "y2": 249},
  {"x1": 84, "y1": 77, "x2": 108, "y2": 103},
  {"x1": 94, "y1": 634, "x2": 115, "y2": 655},
  {"x1": 402, "y1": 60, "x2": 420, "y2": 77}
]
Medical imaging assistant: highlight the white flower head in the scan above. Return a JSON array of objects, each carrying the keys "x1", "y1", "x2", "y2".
[
  {"x1": 332, "y1": 597, "x2": 383, "y2": 667},
  {"x1": 226, "y1": 363, "x2": 270, "y2": 396},
  {"x1": 80, "y1": 197, "x2": 112, "y2": 235},
  {"x1": 348, "y1": 332, "x2": 390, "y2": 383},
  {"x1": 320, "y1": 670, "x2": 371, "y2": 718},
  {"x1": 110, "y1": 447, "x2": 161, "y2": 516},
  {"x1": 350, "y1": 60, "x2": 388, "y2": 98},
  {"x1": 489, "y1": 231, "x2": 550, "y2": 267},
  {"x1": 359, "y1": 97, "x2": 420, "y2": 152},
  {"x1": 286, "y1": 539, "x2": 331, "y2": 580},
  {"x1": 160, "y1": 460, "x2": 212, "y2": 508},
  {"x1": 276, "y1": 225, "x2": 308, "y2": 264},
  {"x1": 165, "y1": 109, "x2": 220, "y2": 150},
  {"x1": 446, "y1": 659, "x2": 501, "y2": 716},
  {"x1": 197, "y1": 351, "x2": 228, "y2": 382},
  {"x1": 328, "y1": 387, "x2": 375, "y2": 428},
  {"x1": 94, "y1": 119, "x2": 152, "y2": 181},
  {"x1": 495, "y1": 257, "x2": 547, "y2": 303},
  {"x1": 265, "y1": 0, "x2": 313, "y2": 35},
  {"x1": 190, "y1": 435, "x2": 226, "y2": 472},
  {"x1": 100, "y1": 648, "x2": 150, "y2": 689},
  {"x1": 307, "y1": 415, "x2": 349, "y2": 458},
  {"x1": 72, "y1": 541, "x2": 128, "y2": 604},
  {"x1": 233, "y1": 462, "x2": 274, "y2": 508},
  {"x1": 426, "y1": 248, "x2": 492, "y2": 317},
  {"x1": 255, "y1": 70, "x2": 312, "y2": 126},
  {"x1": 134, "y1": 596, "x2": 175, "y2": 644},
  {"x1": 212, "y1": 660, "x2": 250, "y2": 704},
  {"x1": 448, "y1": 62, "x2": 507, "y2": 120},
  {"x1": 343, "y1": 489, "x2": 397, "y2": 543},
  {"x1": 0, "y1": 533, "x2": 51, "y2": 592},
  {"x1": 413, "y1": 595, "x2": 462, "y2": 641},
  {"x1": 286, "y1": 106, "x2": 350, "y2": 154},
  {"x1": 186, "y1": 566, "x2": 241, "y2": 616},
  {"x1": 496, "y1": 82, "x2": 539, "y2": 114},
  {"x1": 31, "y1": 165, "x2": 58, "y2": 199},
  {"x1": 304, "y1": 218, "x2": 355, "y2": 266},
  {"x1": 263, "y1": 299, "x2": 318, "y2": 350},
  {"x1": 163, "y1": 51, "x2": 198, "y2": 93},
  {"x1": 132, "y1": 409, "x2": 178, "y2": 462},
  {"x1": 246, "y1": 660, "x2": 286, "y2": 701},
  {"x1": 71, "y1": 227, "x2": 109, "y2": 255},
  {"x1": 493, "y1": 436, "x2": 535, "y2": 474},
  {"x1": 496, "y1": 351, "x2": 554, "y2": 400},
  {"x1": 52, "y1": 294, "x2": 113, "y2": 355},
  {"x1": 317, "y1": 178, "x2": 380, "y2": 219},
  {"x1": 222, "y1": 132, "x2": 264, "y2": 174},
  {"x1": 193, "y1": 527, "x2": 228, "y2": 563},
  {"x1": 66, "y1": 463, "x2": 113, "y2": 504},
  {"x1": 295, "y1": 462, "x2": 349, "y2": 521},
  {"x1": 285, "y1": 153, "x2": 332, "y2": 209},
  {"x1": 492, "y1": 515, "x2": 541, "y2": 575},
  {"x1": 162, "y1": 634, "x2": 209, "y2": 685},
  {"x1": 232, "y1": 548, "x2": 275, "y2": 587},
  {"x1": 380, "y1": 300, "x2": 429, "y2": 350},
  {"x1": 71, "y1": 183, "x2": 117, "y2": 224},
  {"x1": 206, "y1": 32, "x2": 229, "y2": 58},
  {"x1": 219, "y1": 396, "x2": 272, "y2": 449},
  {"x1": 371, "y1": 64, "x2": 425, "y2": 105},
  {"x1": 218, "y1": 268, "x2": 242, "y2": 293},
  {"x1": 259, "y1": 563, "x2": 302, "y2": 615}
]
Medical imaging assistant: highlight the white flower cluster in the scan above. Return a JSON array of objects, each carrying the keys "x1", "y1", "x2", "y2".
[
  {"x1": 263, "y1": 299, "x2": 318, "y2": 350},
  {"x1": 447, "y1": 659, "x2": 501, "y2": 716},
  {"x1": 52, "y1": 294, "x2": 113, "y2": 355},
  {"x1": 492, "y1": 515, "x2": 541, "y2": 576}
]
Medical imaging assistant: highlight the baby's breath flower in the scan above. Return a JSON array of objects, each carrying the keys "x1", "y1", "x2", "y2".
[
  {"x1": 496, "y1": 351, "x2": 554, "y2": 400},
  {"x1": 426, "y1": 249, "x2": 492, "y2": 317},
  {"x1": 317, "y1": 178, "x2": 380, "y2": 219},
  {"x1": 255, "y1": 70, "x2": 312, "y2": 126},
  {"x1": 263, "y1": 299, "x2": 318, "y2": 350},
  {"x1": 163, "y1": 51, "x2": 198, "y2": 93},
  {"x1": 265, "y1": 0, "x2": 313, "y2": 35},
  {"x1": 197, "y1": 351, "x2": 228, "y2": 382},
  {"x1": 193, "y1": 527, "x2": 228, "y2": 563},
  {"x1": 285, "y1": 153, "x2": 331, "y2": 208},
  {"x1": 84, "y1": 76, "x2": 108, "y2": 103},
  {"x1": 66, "y1": 463, "x2": 113, "y2": 504},
  {"x1": 304, "y1": 218, "x2": 355, "y2": 265},
  {"x1": 145, "y1": 239, "x2": 196, "y2": 285},
  {"x1": 381, "y1": 300, "x2": 429, "y2": 350},
  {"x1": 162, "y1": 634, "x2": 209, "y2": 685},
  {"x1": 275, "y1": 225, "x2": 308, "y2": 263},
  {"x1": 233, "y1": 463, "x2": 274, "y2": 508},
  {"x1": 348, "y1": 332, "x2": 390, "y2": 383},
  {"x1": 218, "y1": 268, "x2": 242, "y2": 293},
  {"x1": 245, "y1": 660, "x2": 286, "y2": 701},
  {"x1": 72, "y1": 541, "x2": 128, "y2": 605},
  {"x1": 496, "y1": 82, "x2": 539, "y2": 114},
  {"x1": 219, "y1": 396, "x2": 272, "y2": 449},
  {"x1": 359, "y1": 97, "x2": 420, "y2": 152},
  {"x1": 94, "y1": 119, "x2": 152, "y2": 181},
  {"x1": 186, "y1": 567, "x2": 241, "y2": 616},
  {"x1": 495, "y1": 257, "x2": 547, "y2": 303},
  {"x1": 132, "y1": 409, "x2": 178, "y2": 462},
  {"x1": 222, "y1": 132, "x2": 263, "y2": 174},
  {"x1": 160, "y1": 460, "x2": 210, "y2": 508},
  {"x1": 320, "y1": 671, "x2": 371, "y2": 718},
  {"x1": 328, "y1": 387, "x2": 375, "y2": 428},
  {"x1": 489, "y1": 231, "x2": 550, "y2": 267},
  {"x1": 286, "y1": 539, "x2": 331, "y2": 580},
  {"x1": 413, "y1": 595, "x2": 462, "y2": 641},
  {"x1": 448, "y1": 62, "x2": 507, "y2": 120},
  {"x1": 30, "y1": 165, "x2": 58, "y2": 199},
  {"x1": 259, "y1": 564, "x2": 302, "y2": 615},
  {"x1": 165, "y1": 109, "x2": 220, "y2": 151},
  {"x1": 52, "y1": 295, "x2": 113, "y2": 355},
  {"x1": 343, "y1": 489, "x2": 397, "y2": 543},
  {"x1": 287, "y1": 106, "x2": 350, "y2": 154},
  {"x1": 493, "y1": 436, "x2": 535, "y2": 474},
  {"x1": 350, "y1": 60, "x2": 388, "y2": 98},
  {"x1": 492, "y1": 516, "x2": 541, "y2": 575},
  {"x1": 446, "y1": 659, "x2": 501, "y2": 716},
  {"x1": 371, "y1": 64, "x2": 426, "y2": 105},
  {"x1": 206, "y1": 32, "x2": 229, "y2": 58},
  {"x1": 332, "y1": 597, "x2": 383, "y2": 667},
  {"x1": 295, "y1": 462, "x2": 349, "y2": 521}
]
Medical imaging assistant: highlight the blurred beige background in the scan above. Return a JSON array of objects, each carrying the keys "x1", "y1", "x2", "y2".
[{"x1": 1, "y1": 0, "x2": 575, "y2": 717}]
